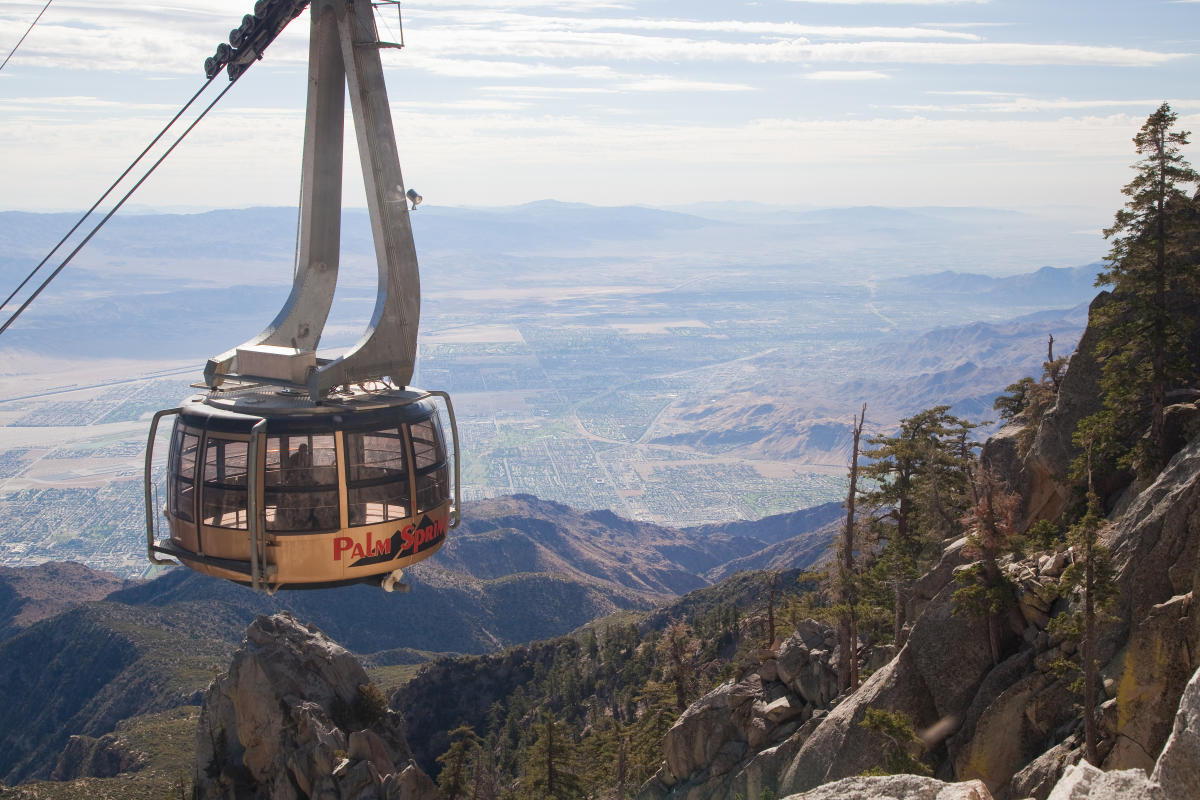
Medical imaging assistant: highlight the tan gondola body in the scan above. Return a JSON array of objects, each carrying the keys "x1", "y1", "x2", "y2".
[{"x1": 156, "y1": 388, "x2": 453, "y2": 589}]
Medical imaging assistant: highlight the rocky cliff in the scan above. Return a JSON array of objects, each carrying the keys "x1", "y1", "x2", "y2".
[
  {"x1": 637, "y1": 620, "x2": 841, "y2": 800},
  {"x1": 775, "y1": 662, "x2": 1200, "y2": 798},
  {"x1": 194, "y1": 613, "x2": 437, "y2": 800},
  {"x1": 638, "y1": 299, "x2": 1200, "y2": 799}
]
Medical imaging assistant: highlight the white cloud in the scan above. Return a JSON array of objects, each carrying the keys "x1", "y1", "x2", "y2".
[
  {"x1": 0, "y1": 96, "x2": 178, "y2": 113},
  {"x1": 0, "y1": 2, "x2": 310, "y2": 73},
  {"x1": 2, "y1": 3, "x2": 1187, "y2": 76},
  {"x1": 413, "y1": 11, "x2": 983, "y2": 42},
  {"x1": 403, "y1": 55, "x2": 621, "y2": 81},
  {"x1": 409, "y1": 27, "x2": 1186, "y2": 69},
  {"x1": 893, "y1": 97, "x2": 1200, "y2": 113},
  {"x1": 803, "y1": 70, "x2": 891, "y2": 80},
  {"x1": 1, "y1": 0, "x2": 1195, "y2": 223},
  {"x1": 439, "y1": 0, "x2": 634, "y2": 8},
  {"x1": 619, "y1": 77, "x2": 754, "y2": 92},
  {"x1": 478, "y1": 85, "x2": 618, "y2": 97},
  {"x1": 784, "y1": 0, "x2": 988, "y2": 4},
  {"x1": 927, "y1": 90, "x2": 1022, "y2": 97},
  {"x1": 783, "y1": 0, "x2": 988, "y2": 4},
  {"x1": 920, "y1": 22, "x2": 1014, "y2": 28},
  {"x1": 394, "y1": 98, "x2": 533, "y2": 111}
]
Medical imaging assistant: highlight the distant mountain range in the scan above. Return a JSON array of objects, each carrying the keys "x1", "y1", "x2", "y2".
[
  {"x1": 880, "y1": 264, "x2": 1100, "y2": 306},
  {"x1": 0, "y1": 201, "x2": 1100, "y2": 274},
  {"x1": 0, "y1": 202, "x2": 1101, "y2": 358},
  {"x1": 648, "y1": 297, "x2": 1090, "y2": 463}
]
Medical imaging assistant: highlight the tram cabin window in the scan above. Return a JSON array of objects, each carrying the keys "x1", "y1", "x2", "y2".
[
  {"x1": 411, "y1": 416, "x2": 450, "y2": 513},
  {"x1": 168, "y1": 425, "x2": 199, "y2": 522},
  {"x1": 264, "y1": 434, "x2": 339, "y2": 532},
  {"x1": 345, "y1": 427, "x2": 410, "y2": 526},
  {"x1": 202, "y1": 437, "x2": 250, "y2": 529}
]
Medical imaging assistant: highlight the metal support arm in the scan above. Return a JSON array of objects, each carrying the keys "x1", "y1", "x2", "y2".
[{"x1": 206, "y1": 0, "x2": 420, "y2": 399}]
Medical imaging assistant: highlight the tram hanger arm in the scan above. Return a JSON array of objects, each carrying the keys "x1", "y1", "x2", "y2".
[{"x1": 206, "y1": 0, "x2": 422, "y2": 400}]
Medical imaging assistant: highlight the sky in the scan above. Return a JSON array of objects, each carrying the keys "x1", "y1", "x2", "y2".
[{"x1": 0, "y1": 0, "x2": 1198, "y2": 225}]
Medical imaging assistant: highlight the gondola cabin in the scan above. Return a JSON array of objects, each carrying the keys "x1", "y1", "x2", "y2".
[
  {"x1": 148, "y1": 386, "x2": 458, "y2": 591},
  {"x1": 143, "y1": 0, "x2": 459, "y2": 591}
]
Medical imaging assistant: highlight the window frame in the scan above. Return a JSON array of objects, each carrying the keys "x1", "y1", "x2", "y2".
[{"x1": 343, "y1": 425, "x2": 412, "y2": 527}]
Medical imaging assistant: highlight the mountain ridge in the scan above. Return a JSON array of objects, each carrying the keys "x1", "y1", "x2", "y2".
[{"x1": 0, "y1": 493, "x2": 840, "y2": 788}]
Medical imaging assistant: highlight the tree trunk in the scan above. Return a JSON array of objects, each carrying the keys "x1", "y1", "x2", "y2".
[
  {"x1": 1151, "y1": 129, "x2": 1169, "y2": 469},
  {"x1": 546, "y1": 715, "x2": 556, "y2": 797},
  {"x1": 980, "y1": 482, "x2": 1002, "y2": 667},
  {"x1": 1083, "y1": 532, "x2": 1099, "y2": 765},
  {"x1": 616, "y1": 731, "x2": 627, "y2": 800},
  {"x1": 767, "y1": 572, "x2": 778, "y2": 647},
  {"x1": 838, "y1": 403, "x2": 866, "y2": 692},
  {"x1": 893, "y1": 494, "x2": 910, "y2": 646}
]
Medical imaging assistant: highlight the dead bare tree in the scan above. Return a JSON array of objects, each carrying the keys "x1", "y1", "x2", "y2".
[{"x1": 837, "y1": 403, "x2": 867, "y2": 693}]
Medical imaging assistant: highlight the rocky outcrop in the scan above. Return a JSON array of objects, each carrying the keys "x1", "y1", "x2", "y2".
[
  {"x1": 1045, "y1": 762, "x2": 1165, "y2": 800},
  {"x1": 194, "y1": 613, "x2": 436, "y2": 800},
  {"x1": 640, "y1": 429, "x2": 1200, "y2": 800},
  {"x1": 776, "y1": 564, "x2": 999, "y2": 795},
  {"x1": 781, "y1": 775, "x2": 993, "y2": 799},
  {"x1": 48, "y1": 732, "x2": 143, "y2": 780},
  {"x1": 1012, "y1": 660, "x2": 1200, "y2": 799},
  {"x1": 1009, "y1": 738, "x2": 1080, "y2": 800},
  {"x1": 773, "y1": 660, "x2": 1200, "y2": 799},
  {"x1": 1097, "y1": 437, "x2": 1200, "y2": 774},
  {"x1": 1149, "y1": 662, "x2": 1200, "y2": 800},
  {"x1": 639, "y1": 620, "x2": 840, "y2": 799},
  {"x1": 984, "y1": 293, "x2": 1110, "y2": 529}
]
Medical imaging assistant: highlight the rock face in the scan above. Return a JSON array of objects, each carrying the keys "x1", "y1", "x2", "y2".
[
  {"x1": 774, "y1": 660, "x2": 1200, "y2": 800},
  {"x1": 984, "y1": 292, "x2": 1110, "y2": 530},
  {"x1": 49, "y1": 732, "x2": 143, "y2": 780},
  {"x1": 1045, "y1": 762, "x2": 1164, "y2": 800},
  {"x1": 776, "y1": 560, "x2": 1000, "y2": 795},
  {"x1": 639, "y1": 620, "x2": 840, "y2": 799},
  {"x1": 194, "y1": 613, "x2": 436, "y2": 800},
  {"x1": 1100, "y1": 437, "x2": 1200, "y2": 774},
  {"x1": 992, "y1": 659, "x2": 1200, "y2": 799},
  {"x1": 1150, "y1": 663, "x2": 1200, "y2": 800},
  {"x1": 781, "y1": 775, "x2": 993, "y2": 799},
  {"x1": 639, "y1": 433, "x2": 1200, "y2": 800}
]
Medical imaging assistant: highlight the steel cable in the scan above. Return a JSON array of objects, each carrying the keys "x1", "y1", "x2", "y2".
[
  {"x1": 0, "y1": 0, "x2": 53, "y2": 74},
  {"x1": 0, "y1": 76, "x2": 218, "y2": 315},
  {"x1": 0, "y1": 75, "x2": 243, "y2": 337}
]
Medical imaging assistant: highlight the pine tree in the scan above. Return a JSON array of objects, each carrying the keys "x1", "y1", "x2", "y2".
[
  {"x1": 656, "y1": 620, "x2": 701, "y2": 712},
  {"x1": 1092, "y1": 102, "x2": 1200, "y2": 473},
  {"x1": 861, "y1": 406, "x2": 978, "y2": 644},
  {"x1": 626, "y1": 681, "x2": 678, "y2": 789},
  {"x1": 521, "y1": 711, "x2": 582, "y2": 799},
  {"x1": 859, "y1": 708, "x2": 931, "y2": 776},
  {"x1": 437, "y1": 725, "x2": 484, "y2": 800},
  {"x1": 577, "y1": 717, "x2": 625, "y2": 799},
  {"x1": 993, "y1": 334, "x2": 1069, "y2": 450},
  {"x1": 994, "y1": 376, "x2": 1037, "y2": 421},
  {"x1": 954, "y1": 466, "x2": 1022, "y2": 665},
  {"x1": 1054, "y1": 417, "x2": 1118, "y2": 765}
]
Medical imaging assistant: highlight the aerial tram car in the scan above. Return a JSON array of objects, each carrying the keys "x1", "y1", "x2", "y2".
[{"x1": 143, "y1": 0, "x2": 458, "y2": 592}]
